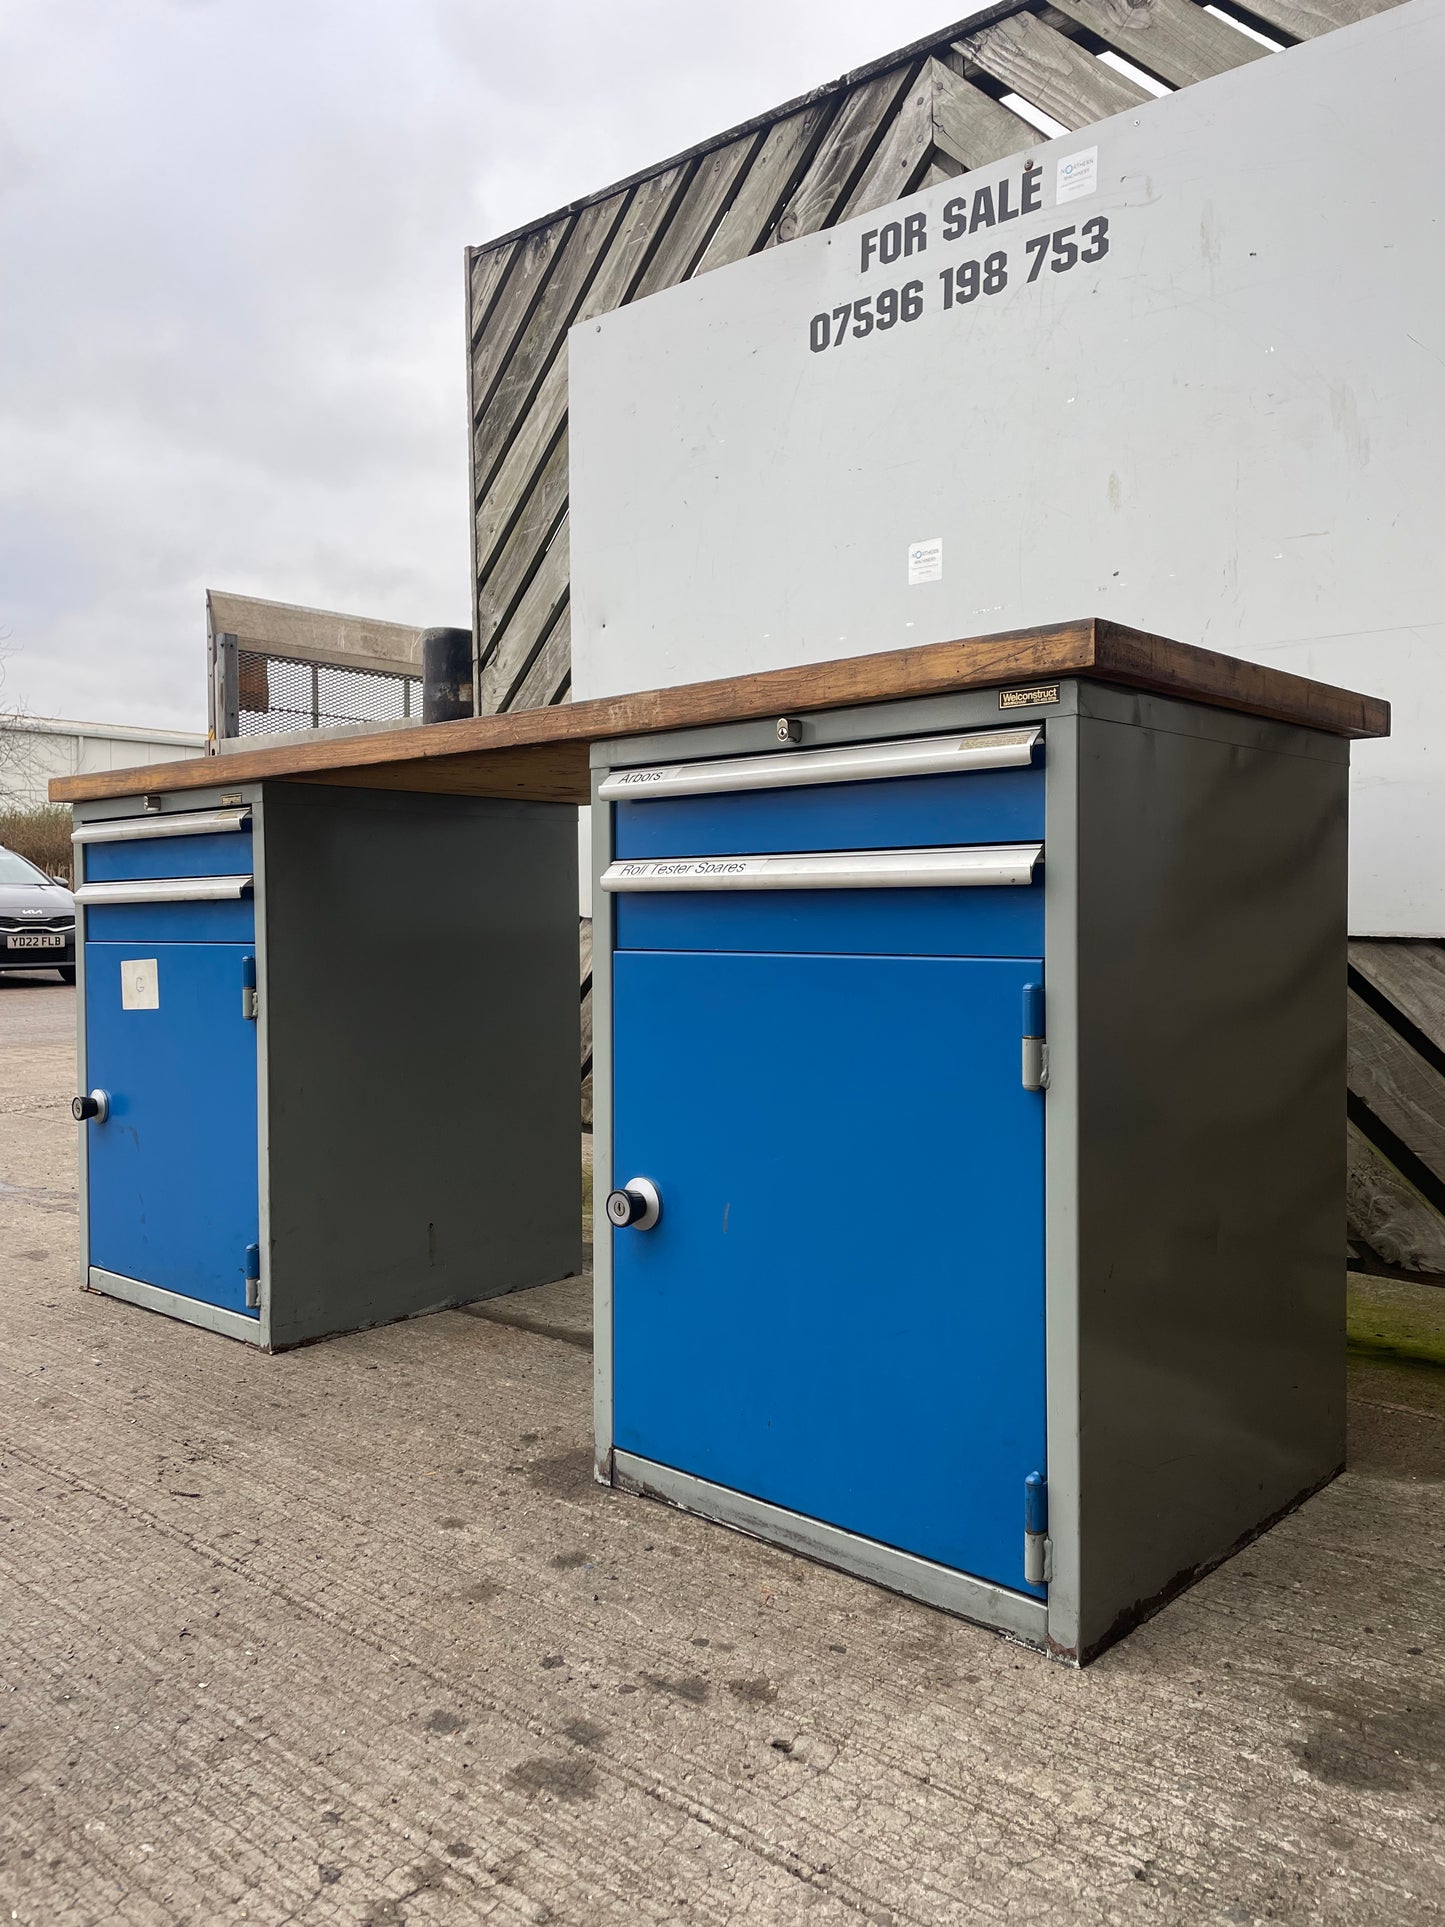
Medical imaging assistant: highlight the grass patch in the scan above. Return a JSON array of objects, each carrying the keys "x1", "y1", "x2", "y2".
[
  {"x1": 0, "y1": 805, "x2": 73, "y2": 883},
  {"x1": 1347, "y1": 1272, "x2": 1445, "y2": 1371}
]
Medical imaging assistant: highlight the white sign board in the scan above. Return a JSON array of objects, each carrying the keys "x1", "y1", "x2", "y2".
[{"x1": 571, "y1": 0, "x2": 1444, "y2": 936}]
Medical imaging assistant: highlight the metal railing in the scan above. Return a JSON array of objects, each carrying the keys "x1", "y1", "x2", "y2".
[{"x1": 212, "y1": 639, "x2": 420, "y2": 741}]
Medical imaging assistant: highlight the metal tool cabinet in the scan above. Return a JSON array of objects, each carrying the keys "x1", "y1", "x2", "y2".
[
  {"x1": 591, "y1": 675, "x2": 1351, "y2": 1662},
  {"x1": 72, "y1": 779, "x2": 581, "y2": 1349}
]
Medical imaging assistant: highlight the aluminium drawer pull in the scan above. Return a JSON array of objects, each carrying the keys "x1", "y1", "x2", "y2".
[
  {"x1": 601, "y1": 843, "x2": 1042, "y2": 893},
  {"x1": 72, "y1": 807, "x2": 252, "y2": 845},
  {"x1": 74, "y1": 875, "x2": 254, "y2": 906},
  {"x1": 597, "y1": 728, "x2": 1041, "y2": 801}
]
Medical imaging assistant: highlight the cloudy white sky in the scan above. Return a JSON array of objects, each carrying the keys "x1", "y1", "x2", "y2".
[{"x1": 0, "y1": 0, "x2": 971, "y2": 732}]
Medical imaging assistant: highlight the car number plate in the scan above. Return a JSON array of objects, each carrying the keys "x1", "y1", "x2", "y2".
[{"x1": 6, "y1": 932, "x2": 64, "y2": 950}]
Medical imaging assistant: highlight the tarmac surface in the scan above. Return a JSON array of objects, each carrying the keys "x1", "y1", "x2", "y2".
[{"x1": 1, "y1": 976, "x2": 1443, "y2": 1925}]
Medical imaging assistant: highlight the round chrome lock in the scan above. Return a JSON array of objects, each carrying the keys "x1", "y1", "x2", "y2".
[
  {"x1": 72, "y1": 1089, "x2": 110, "y2": 1123},
  {"x1": 605, "y1": 1176, "x2": 661, "y2": 1231}
]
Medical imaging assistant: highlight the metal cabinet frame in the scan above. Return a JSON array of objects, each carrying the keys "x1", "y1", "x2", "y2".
[{"x1": 591, "y1": 675, "x2": 1349, "y2": 1662}]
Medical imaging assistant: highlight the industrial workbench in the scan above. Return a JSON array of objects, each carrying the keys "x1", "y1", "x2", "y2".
[{"x1": 56, "y1": 622, "x2": 1388, "y2": 1658}]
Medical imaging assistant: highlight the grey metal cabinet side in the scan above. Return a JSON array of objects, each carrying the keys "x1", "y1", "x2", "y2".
[
  {"x1": 1069, "y1": 700, "x2": 1349, "y2": 1657},
  {"x1": 260, "y1": 781, "x2": 582, "y2": 1348}
]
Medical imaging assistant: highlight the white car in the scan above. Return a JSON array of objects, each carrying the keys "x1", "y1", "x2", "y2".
[{"x1": 0, "y1": 844, "x2": 76, "y2": 982}]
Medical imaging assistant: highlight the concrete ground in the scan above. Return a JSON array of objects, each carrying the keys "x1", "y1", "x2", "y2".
[{"x1": 1, "y1": 977, "x2": 1442, "y2": 1927}]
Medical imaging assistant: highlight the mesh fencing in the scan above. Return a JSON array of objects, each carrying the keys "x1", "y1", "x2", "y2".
[{"x1": 236, "y1": 649, "x2": 421, "y2": 736}]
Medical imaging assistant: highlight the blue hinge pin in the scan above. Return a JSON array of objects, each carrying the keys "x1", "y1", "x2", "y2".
[
  {"x1": 1022, "y1": 983, "x2": 1048, "y2": 1092},
  {"x1": 1024, "y1": 1471, "x2": 1051, "y2": 1587}
]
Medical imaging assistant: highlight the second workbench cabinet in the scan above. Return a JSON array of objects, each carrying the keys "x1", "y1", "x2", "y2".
[{"x1": 72, "y1": 779, "x2": 582, "y2": 1349}]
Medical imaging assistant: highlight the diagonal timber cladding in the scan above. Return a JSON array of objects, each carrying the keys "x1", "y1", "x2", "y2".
[
  {"x1": 1347, "y1": 941, "x2": 1445, "y2": 1284},
  {"x1": 465, "y1": 0, "x2": 1396, "y2": 718}
]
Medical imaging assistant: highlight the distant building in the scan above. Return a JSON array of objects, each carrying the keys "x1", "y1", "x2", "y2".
[{"x1": 1, "y1": 716, "x2": 206, "y2": 809}]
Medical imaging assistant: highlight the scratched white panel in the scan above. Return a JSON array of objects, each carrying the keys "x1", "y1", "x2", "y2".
[{"x1": 571, "y1": 0, "x2": 1445, "y2": 935}]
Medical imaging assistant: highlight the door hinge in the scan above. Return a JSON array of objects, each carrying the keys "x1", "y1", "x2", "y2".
[
  {"x1": 242, "y1": 954, "x2": 259, "y2": 1021},
  {"x1": 1024, "y1": 1470, "x2": 1052, "y2": 1586},
  {"x1": 1022, "y1": 982, "x2": 1048, "y2": 1091},
  {"x1": 244, "y1": 1242, "x2": 261, "y2": 1310}
]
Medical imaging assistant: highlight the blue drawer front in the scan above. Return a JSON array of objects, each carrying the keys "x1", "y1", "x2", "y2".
[
  {"x1": 85, "y1": 898, "x2": 255, "y2": 943},
  {"x1": 614, "y1": 766, "x2": 1044, "y2": 859},
  {"x1": 612, "y1": 948, "x2": 1046, "y2": 1595},
  {"x1": 85, "y1": 940, "x2": 260, "y2": 1314},
  {"x1": 616, "y1": 882, "x2": 1043, "y2": 957},
  {"x1": 84, "y1": 828, "x2": 253, "y2": 884}
]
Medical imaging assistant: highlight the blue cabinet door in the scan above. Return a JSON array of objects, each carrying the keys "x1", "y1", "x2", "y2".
[
  {"x1": 84, "y1": 941, "x2": 260, "y2": 1316},
  {"x1": 612, "y1": 949, "x2": 1046, "y2": 1596}
]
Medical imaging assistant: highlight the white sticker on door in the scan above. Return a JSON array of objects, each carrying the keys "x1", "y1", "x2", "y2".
[
  {"x1": 1056, "y1": 147, "x2": 1098, "y2": 204},
  {"x1": 120, "y1": 958, "x2": 159, "y2": 1010},
  {"x1": 908, "y1": 537, "x2": 943, "y2": 585}
]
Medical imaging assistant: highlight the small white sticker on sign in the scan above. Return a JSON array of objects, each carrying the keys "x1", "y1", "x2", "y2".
[
  {"x1": 908, "y1": 538, "x2": 943, "y2": 585},
  {"x1": 1056, "y1": 147, "x2": 1098, "y2": 204},
  {"x1": 121, "y1": 958, "x2": 159, "y2": 1011}
]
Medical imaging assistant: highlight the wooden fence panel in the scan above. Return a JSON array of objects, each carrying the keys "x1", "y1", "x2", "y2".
[
  {"x1": 475, "y1": 427, "x2": 569, "y2": 668},
  {"x1": 921, "y1": 155, "x2": 968, "y2": 190},
  {"x1": 696, "y1": 101, "x2": 836, "y2": 273},
  {"x1": 473, "y1": 372, "x2": 569, "y2": 598},
  {"x1": 835, "y1": 67, "x2": 936, "y2": 219},
  {"x1": 929, "y1": 58, "x2": 1049, "y2": 171},
  {"x1": 473, "y1": 169, "x2": 684, "y2": 517},
  {"x1": 1347, "y1": 942, "x2": 1445, "y2": 1278},
  {"x1": 474, "y1": 164, "x2": 690, "y2": 693},
  {"x1": 632, "y1": 135, "x2": 762, "y2": 300},
  {"x1": 469, "y1": 216, "x2": 573, "y2": 420},
  {"x1": 476, "y1": 533, "x2": 569, "y2": 713},
  {"x1": 768, "y1": 64, "x2": 922, "y2": 246},
  {"x1": 509, "y1": 593, "x2": 572, "y2": 712},
  {"x1": 579, "y1": 944, "x2": 594, "y2": 1066},
  {"x1": 464, "y1": 1, "x2": 1329, "y2": 717},
  {"x1": 955, "y1": 14, "x2": 1156, "y2": 127},
  {"x1": 1351, "y1": 940, "x2": 1445, "y2": 1054},
  {"x1": 1242, "y1": 0, "x2": 1390, "y2": 37},
  {"x1": 579, "y1": 921, "x2": 594, "y2": 1133},
  {"x1": 467, "y1": 1, "x2": 1403, "y2": 719},
  {"x1": 1350, "y1": 991, "x2": 1445, "y2": 1188},
  {"x1": 472, "y1": 195, "x2": 631, "y2": 502},
  {"x1": 466, "y1": 237, "x2": 521, "y2": 352},
  {"x1": 1348, "y1": 1121, "x2": 1445, "y2": 1278},
  {"x1": 1046, "y1": 0, "x2": 1268, "y2": 87}
]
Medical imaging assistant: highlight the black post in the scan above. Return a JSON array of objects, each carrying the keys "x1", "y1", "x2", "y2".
[{"x1": 420, "y1": 627, "x2": 474, "y2": 723}]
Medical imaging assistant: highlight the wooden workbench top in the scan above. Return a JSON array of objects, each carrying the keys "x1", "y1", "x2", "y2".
[{"x1": 51, "y1": 620, "x2": 1390, "y2": 805}]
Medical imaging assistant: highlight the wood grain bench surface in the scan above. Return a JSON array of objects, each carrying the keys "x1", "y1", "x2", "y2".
[{"x1": 50, "y1": 619, "x2": 1390, "y2": 806}]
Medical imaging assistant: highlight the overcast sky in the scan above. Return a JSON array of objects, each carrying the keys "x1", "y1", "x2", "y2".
[{"x1": 0, "y1": 0, "x2": 973, "y2": 732}]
